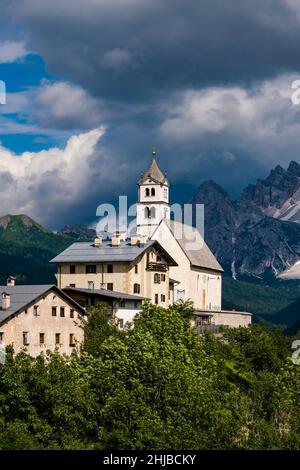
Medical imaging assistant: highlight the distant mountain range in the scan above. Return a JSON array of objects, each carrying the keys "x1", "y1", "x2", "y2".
[
  {"x1": 191, "y1": 161, "x2": 300, "y2": 280},
  {"x1": 58, "y1": 224, "x2": 96, "y2": 239}
]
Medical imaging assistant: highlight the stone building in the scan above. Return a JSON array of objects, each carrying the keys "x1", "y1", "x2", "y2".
[
  {"x1": 51, "y1": 237, "x2": 177, "y2": 308},
  {"x1": 0, "y1": 282, "x2": 85, "y2": 356},
  {"x1": 63, "y1": 286, "x2": 146, "y2": 329}
]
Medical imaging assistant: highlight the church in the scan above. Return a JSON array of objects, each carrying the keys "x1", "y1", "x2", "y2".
[
  {"x1": 0, "y1": 150, "x2": 251, "y2": 356},
  {"x1": 51, "y1": 149, "x2": 252, "y2": 330}
]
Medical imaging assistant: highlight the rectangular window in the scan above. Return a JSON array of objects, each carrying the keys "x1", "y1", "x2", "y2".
[
  {"x1": 155, "y1": 294, "x2": 159, "y2": 305},
  {"x1": 86, "y1": 265, "x2": 96, "y2": 274},
  {"x1": 107, "y1": 283, "x2": 114, "y2": 291},
  {"x1": 134, "y1": 264, "x2": 138, "y2": 274},
  {"x1": 55, "y1": 333, "x2": 60, "y2": 345},
  {"x1": 161, "y1": 294, "x2": 166, "y2": 302},
  {"x1": 70, "y1": 309, "x2": 75, "y2": 319},
  {"x1": 177, "y1": 289, "x2": 186, "y2": 301},
  {"x1": 52, "y1": 306, "x2": 57, "y2": 317},
  {"x1": 70, "y1": 265, "x2": 76, "y2": 274},
  {"x1": 40, "y1": 333, "x2": 45, "y2": 345},
  {"x1": 157, "y1": 255, "x2": 162, "y2": 262},
  {"x1": 69, "y1": 284, "x2": 76, "y2": 288},
  {"x1": 69, "y1": 334, "x2": 75, "y2": 347},
  {"x1": 0, "y1": 332, "x2": 4, "y2": 343},
  {"x1": 34, "y1": 305, "x2": 39, "y2": 316},
  {"x1": 154, "y1": 273, "x2": 161, "y2": 284},
  {"x1": 118, "y1": 319, "x2": 124, "y2": 329},
  {"x1": 24, "y1": 309, "x2": 28, "y2": 314},
  {"x1": 119, "y1": 300, "x2": 125, "y2": 308},
  {"x1": 107, "y1": 264, "x2": 113, "y2": 273},
  {"x1": 60, "y1": 307, "x2": 65, "y2": 317},
  {"x1": 161, "y1": 274, "x2": 166, "y2": 282},
  {"x1": 23, "y1": 332, "x2": 29, "y2": 346}
]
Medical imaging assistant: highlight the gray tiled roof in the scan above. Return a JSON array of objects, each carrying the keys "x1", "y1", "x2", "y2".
[
  {"x1": 50, "y1": 239, "x2": 156, "y2": 263},
  {"x1": 50, "y1": 238, "x2": 177, "y2": 266},
  {"x1": 0, "y1": 285, "x2": 85, "y2": 325},
  {"x1": 164, "y1": 220, "x2": 224, "y2": 272},
  {"x1": 0, "y1": 285, "x2": 54, "y2": 324},
  {"x1": 64, "y1": 286, "x2": 147, "y2": 301}
]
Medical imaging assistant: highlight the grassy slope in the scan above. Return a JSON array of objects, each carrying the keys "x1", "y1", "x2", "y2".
[
  {"x1": 0, "y1": 215, "x2": 78, "y2": 285},
  {"x1": 222, "y1": 275, "x2": 300, "y2": 325}
]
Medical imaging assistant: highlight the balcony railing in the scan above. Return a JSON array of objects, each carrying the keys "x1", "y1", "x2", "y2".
[{"x1": 146, "y1": 262, "x2": 168, "y2": 272}]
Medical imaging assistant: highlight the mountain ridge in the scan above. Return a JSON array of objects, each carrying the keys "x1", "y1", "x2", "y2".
[
  {"x1": 191, "y1": 160, "x2": 300, "y2": 280},
  {"x1": 0, "y1": 214, "x2": 80, "y2": 285}
]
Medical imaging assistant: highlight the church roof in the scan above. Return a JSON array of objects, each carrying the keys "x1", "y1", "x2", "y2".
[
  {"x1": 50, "y1": 239, "x2": 177, "y2": 266},
  {"x1": 139, "y1": 153, "x2": 169, "y2": 186},
  {"x1": 160, "y1": 219, "x2": 223, "y2": 272}
]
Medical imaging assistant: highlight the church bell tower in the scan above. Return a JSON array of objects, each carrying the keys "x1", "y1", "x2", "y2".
[{"x1": 136, "y1": 147, "x2": 170, "y2": 238}]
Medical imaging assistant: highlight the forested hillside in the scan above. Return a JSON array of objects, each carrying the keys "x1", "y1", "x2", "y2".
[{"x1": 0, "y1": 215, "x2": 78, "y2": 284}]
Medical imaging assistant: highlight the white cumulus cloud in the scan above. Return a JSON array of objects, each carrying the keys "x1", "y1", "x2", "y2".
[
  {"x1": 0, "y1": 41, "x2": 28, "y2": 63},
  {"x1": 36, "y1": 81, "x2": 103, "y2": 129},
  {"x1": 0, "y1": 128, "x2": 109, "y2": 227},
  {"x1": 160, "y1": 74, "x2": 300, "y2": 170}
]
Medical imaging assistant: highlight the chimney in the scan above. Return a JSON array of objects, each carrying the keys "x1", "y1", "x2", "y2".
[
  {"x1": 2, "y1": 292, "x2": 10, "y2": 310},
  {"x1": 139, "y1": 235, "x2": 147, "y2": 245},
  {"x1": 115, "y1": 231, "x2": 127, "y2": 242},
  {"x1": 94, "y1": 236, "x2": 102, "y2": 247},
  {"x1": 130, "y1": 235, "x2": 140, "y2": 245},
  {"x1": 113, "y1": 231, "x2": 127, "y2": 242},
  {"x1": 7, "y1": 276, "x2": 16, "y2": 287},
  {"x1": 111, "y1": 235, "x2": 120, "y2": 246}
]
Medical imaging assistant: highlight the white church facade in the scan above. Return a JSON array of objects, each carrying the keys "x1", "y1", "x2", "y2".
[{"x1": 135, "y1": 148, "x2": 251, "y2": 329}]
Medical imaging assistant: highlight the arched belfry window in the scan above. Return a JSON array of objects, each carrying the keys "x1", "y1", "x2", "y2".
[
  {"x1": 145, "y1": 188, "x2": 150, "y2": 197},
  {"x1": 145, "y1": 207, "x2": 151, "y2": 218},
  {"x1": 150, "y1": 207, "x2": 156, "y2": 218},
  {"x1": 151, "y1": 188, "x2": 155, "y2": 196}
]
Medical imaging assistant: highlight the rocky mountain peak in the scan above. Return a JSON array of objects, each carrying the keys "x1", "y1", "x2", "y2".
[
  {"x1": 287, "y1": 160, "x2": 300, "y2": 176},
  {"x1": 190, "y1": 160, "x2": 300, "y2": 280}
]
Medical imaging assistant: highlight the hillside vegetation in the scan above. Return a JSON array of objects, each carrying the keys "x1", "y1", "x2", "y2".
[
  {"x1": 223, "y1": 276, "x2": 300, "y2": 325},
  {"x1": 0, "y1": 215, "x2": 77, "y2": 285},
  {"x1": 0, "y1": 302, "x2": 299, "y2": 450}
]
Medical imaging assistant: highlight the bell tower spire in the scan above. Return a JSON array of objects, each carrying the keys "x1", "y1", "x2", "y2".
[{"x1": 136, "y1": 148, "x2": 170, "y2": 238}]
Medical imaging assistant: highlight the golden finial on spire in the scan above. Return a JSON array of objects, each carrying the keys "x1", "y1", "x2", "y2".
[{"x1": 152, "y1": 146, "x2": 156, "y2": 157}]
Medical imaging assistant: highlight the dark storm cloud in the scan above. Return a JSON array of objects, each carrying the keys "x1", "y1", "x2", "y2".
[
  {"x1": 3, "y1": 0, "x2": 300, "y2": 227},
  {"x1": 16, "y1": 0, "x2": 300, "y2": 101}
]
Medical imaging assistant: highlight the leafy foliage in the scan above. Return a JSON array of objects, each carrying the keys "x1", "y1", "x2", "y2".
[{"x1": 0, "y1": 302, "x2": 299, "y2": 450}]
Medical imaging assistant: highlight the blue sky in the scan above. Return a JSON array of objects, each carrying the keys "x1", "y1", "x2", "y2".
[{"x1": 2, "y1": 0, "x2": 300, "y2": 228}]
